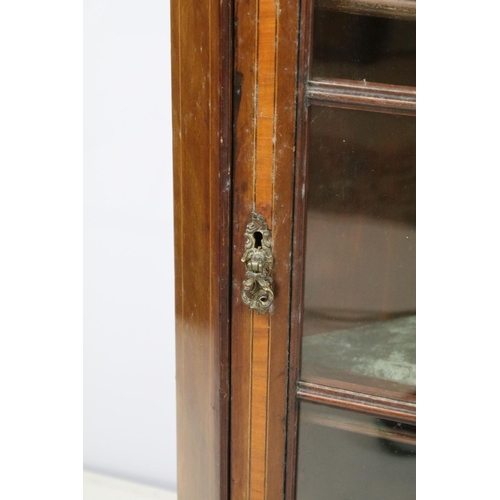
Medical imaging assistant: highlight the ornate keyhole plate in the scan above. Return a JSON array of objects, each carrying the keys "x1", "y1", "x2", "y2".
[{"x1": 241, "y1": 211, "x2": 274, "y2": 314}]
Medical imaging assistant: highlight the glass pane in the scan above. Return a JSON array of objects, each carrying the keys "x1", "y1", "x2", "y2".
[
  {"x1": 296, "y1": 403, "x2": 416, "y2": 500},
  {"x1": 312, "y1": 3, "x2": 416, "y2": 86},
  {"x1": 301, "y1": 105, "x2": 415, "y2": 397}
]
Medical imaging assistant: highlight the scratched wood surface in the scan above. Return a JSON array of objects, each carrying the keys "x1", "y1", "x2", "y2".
[
  {"x1": 231, "y1": 1, "x2": 300, "y2": 499},
  {"x1": 171, "y1": 1, "x2": 232, "y2": 499}
]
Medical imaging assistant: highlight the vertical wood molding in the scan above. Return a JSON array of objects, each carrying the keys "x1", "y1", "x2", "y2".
[
  {"x1": 285, "y1": 0, "x2": 314, "y2": 497},
  {"x1": 232, "y1": 1, "x2": 300, "y2": 499},
  {"x1": 171, "y1": 1, "x2": 232, "y2": 499}
]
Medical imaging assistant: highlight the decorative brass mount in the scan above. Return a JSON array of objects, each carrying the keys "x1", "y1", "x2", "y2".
[{"x1": 241, "y1": 211, "x2": 274, "y2": 314}]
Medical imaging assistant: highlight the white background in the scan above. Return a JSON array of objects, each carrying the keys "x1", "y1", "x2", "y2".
[
  {"x1": 1, "y1": 1, "x2": 499, "y2": 499},
  {"x1": 83, "y1": 0, "x2": 176, "y2": 491}
]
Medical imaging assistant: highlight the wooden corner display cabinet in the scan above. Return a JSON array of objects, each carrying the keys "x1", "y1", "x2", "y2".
[{"x1": 171, "y1": 0, "x2": 416, "y2": 499}]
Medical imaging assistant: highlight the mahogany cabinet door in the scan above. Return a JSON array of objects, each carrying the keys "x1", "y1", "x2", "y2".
[{"x1": 172, "y1": 0, "x2": 416, "y2": 499}]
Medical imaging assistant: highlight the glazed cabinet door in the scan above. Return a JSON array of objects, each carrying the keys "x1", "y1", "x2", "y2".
[
  {"x1": 288, "y1": 1, "x2": 416, "y2": 499},
  {"x1": 230, "y1": 1, "x2": 416, "y2": 500},
  {"x1": 172, "y1": 0, "x2": 416, "y2": 499}
]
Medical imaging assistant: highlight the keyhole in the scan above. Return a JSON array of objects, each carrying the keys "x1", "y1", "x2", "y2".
[{"x1": 254, "y1": 231, "x2": 263, "y2": 248}]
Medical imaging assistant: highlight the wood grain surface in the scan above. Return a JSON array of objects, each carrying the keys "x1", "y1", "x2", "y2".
[{"x1": 171, "y1": 1, "x2": 232, "y2": 499}]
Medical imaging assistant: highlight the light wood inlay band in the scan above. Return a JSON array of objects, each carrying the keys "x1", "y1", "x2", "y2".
[{"x1": 250, "y1": 1, "x2": 277, "y2": 498}]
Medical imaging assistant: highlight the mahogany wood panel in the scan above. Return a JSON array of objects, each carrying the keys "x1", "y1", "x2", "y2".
[
  {"x1": 231, "y1": 1, "x2": 300, "y2": 499},
  {"x1": 171, "y1": 1, "x2": 232, "y2": 499}
]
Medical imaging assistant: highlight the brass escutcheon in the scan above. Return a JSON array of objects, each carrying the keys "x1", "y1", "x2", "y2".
[{"x1": 241, "y1": 211, "x2": 274, "y2": 314}]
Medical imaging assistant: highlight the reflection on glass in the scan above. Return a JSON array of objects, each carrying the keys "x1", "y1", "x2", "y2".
[
  {"x1": 301, "y1": 106, "x2": 415, "y2": 396},
  {"x1": 312, "y1": 3, "x2": 416, "y2": 86},
  {"x1": 296, "y1": 403, "x2": 416, "y2": 500}
]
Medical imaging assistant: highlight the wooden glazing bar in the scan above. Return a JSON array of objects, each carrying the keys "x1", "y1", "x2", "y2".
[
  {"x1": 297, "y1": 381, "x2": 416, "y2": 423},
  {"x1": 316, "y1": 0, "x2": 416, "y2": 20},
  {"x1": 307, "y1": 79, "x2": 416, "y2": 114},
  {"x1": 302, "y1": 375, "x2": 416, "y2": 404}
]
